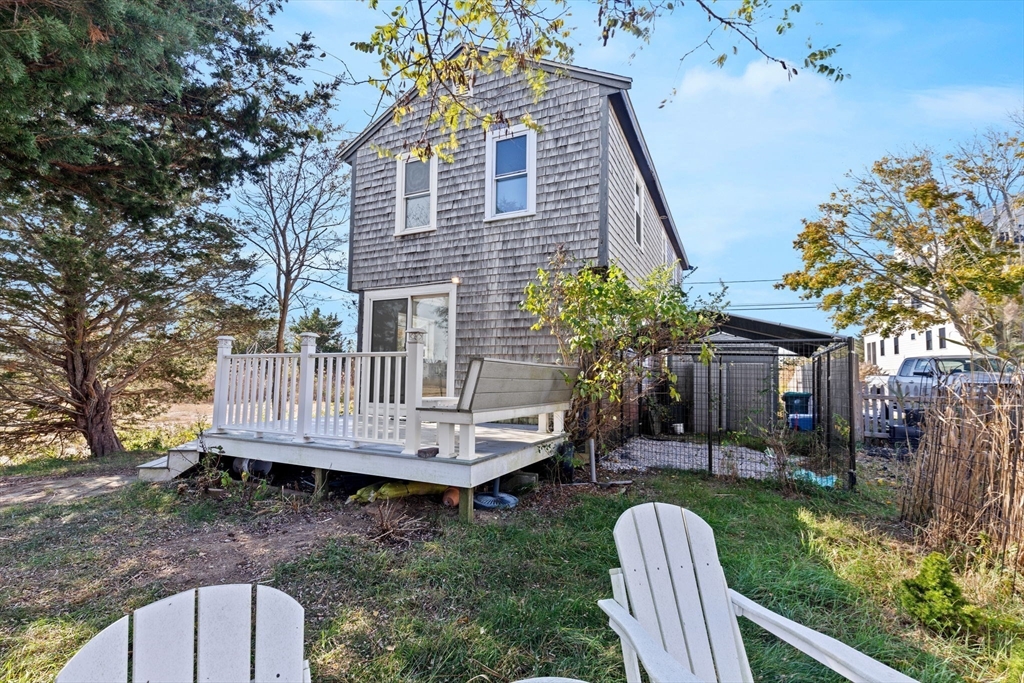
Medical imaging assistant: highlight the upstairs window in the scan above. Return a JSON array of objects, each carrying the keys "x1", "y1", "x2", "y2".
[
  {"x1": 894, "y1": 336, "x2": 900, "y2": 355},
  {"x1": 634, "y1": 173, "x2": 644, "y2": 247},
  {"x1": 880, "y1": 338, "x2": 885, "y2": 356},
  {"x1": 395, "y1": 155, "x2": 437, "y2": 236},
  {"x1": 485, "y1": 125, "x2": 536, "y2": 220},
  {"x1": 926, "y1": 330, "x2": 933, "y2": 350},
  {"x1": 939, "y1": 327, "x2": 947, "y2": 349}
]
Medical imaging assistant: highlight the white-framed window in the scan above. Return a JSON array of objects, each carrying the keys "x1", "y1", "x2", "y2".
[
  {"x1": 484, "y1": 124, "x2": 536, "y2": 221},
  {"x1": 395, "y1": 154, "x2": 438, "y2": 236},
  {"x1": 634, "y1": 171, "x2": 644, "y2": 248},
  {"x1": 363, "y1": 282, "x2": 457, "y2": 398}
]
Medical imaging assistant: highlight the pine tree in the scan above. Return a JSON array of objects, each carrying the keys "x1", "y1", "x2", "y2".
[{"x1": 0, "y1": 0, "x2": 337, "y2": 457}]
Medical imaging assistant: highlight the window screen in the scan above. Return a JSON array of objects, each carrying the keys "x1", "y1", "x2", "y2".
[
  {"x1": 403, "y1": 159, "x2": 431, "y2": 230},
  {"x1": 494, "y1": 136, "x2": 528, "y2": 214}
]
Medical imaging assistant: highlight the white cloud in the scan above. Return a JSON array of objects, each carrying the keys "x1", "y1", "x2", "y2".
[
  {"x1": 911, "y1": 86, "x2": 1023, "y2": 125},
  {"x1": 676, "y1": 59, "x2": 833, "y2": 100}
]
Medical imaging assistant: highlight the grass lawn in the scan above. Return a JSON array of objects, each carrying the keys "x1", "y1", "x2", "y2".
[
  {"x1": 0, "y1": 422, "x2": 202, "y2": 479},
  {"x1": 1, "y1": 468, "x2": 1022, "y2": 682}
]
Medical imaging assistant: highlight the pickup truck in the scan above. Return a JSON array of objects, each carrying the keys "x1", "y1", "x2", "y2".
[{"x1": 888, "y1": 356, "x2": 1013, "y2": 398}]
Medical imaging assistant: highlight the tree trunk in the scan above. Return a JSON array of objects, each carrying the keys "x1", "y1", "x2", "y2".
[
  {"x1": 65, "y1": 328, "x2": 124, "y2": 457},
  {"x1": 276, "y1": 285, "x2": 293, "y2": 353},
  {"x1": 76, "y1": 382, "x2": 123, "y2": 457},
  {"x1": 276, "y1": 309, "x2": 288, "y2": 353}
]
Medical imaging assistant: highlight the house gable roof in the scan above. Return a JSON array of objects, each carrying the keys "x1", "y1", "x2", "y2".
[
  {"x1": 338, "y1": 55, "x2": 631, "y2": 162},
  {"x1": 338, "y1": 52, "x2": 688, "y2": 269}
]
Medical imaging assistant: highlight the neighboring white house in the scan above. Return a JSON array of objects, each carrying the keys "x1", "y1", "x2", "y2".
[
  {"x1": 863, "y1": 205, "x2": 1023, "y2": 374},
  {"x1": 863, "y1": 323, "x2": 966, "y2": 375}
]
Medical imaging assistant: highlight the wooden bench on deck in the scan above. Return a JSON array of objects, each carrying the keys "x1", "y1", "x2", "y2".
[{"x1": 418, "y1": 358, "x2": 577, "y2": 461}]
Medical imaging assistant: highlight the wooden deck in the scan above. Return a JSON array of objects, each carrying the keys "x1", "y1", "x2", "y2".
[
  {"x1": 201, "y1": 337, "x2": 574, "y2": 520},
  {"x1": 203, "y1": 422, "x2": 563, "y2": 489}
]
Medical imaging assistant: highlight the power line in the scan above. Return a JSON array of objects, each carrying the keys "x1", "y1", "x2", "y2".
[
  {"x1": 725, "y1": 301, "x2": 821, "y2": 307},
  {"x1": 725, "y1": 305, "x2": 821, "y2": 311},
  {"x1": 687, "y1": 278, "x2": 783, "y2": 285}
]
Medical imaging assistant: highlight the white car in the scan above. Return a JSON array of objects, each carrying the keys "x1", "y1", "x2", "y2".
[{"x1": 888, "y1": 356, "x2": 1013, "y2": 398}]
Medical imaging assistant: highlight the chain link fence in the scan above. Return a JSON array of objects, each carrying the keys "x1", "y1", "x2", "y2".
[{"x1": 601, "y1": 338, "x2": 856, "y2": 487}]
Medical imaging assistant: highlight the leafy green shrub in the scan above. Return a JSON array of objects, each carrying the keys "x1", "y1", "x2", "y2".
[{"x1": 898, "y1": 552, "x2": 980, "y2": 634}]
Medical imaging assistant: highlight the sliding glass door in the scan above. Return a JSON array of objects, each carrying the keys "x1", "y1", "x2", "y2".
[{"x1": 366, "y1": 285, "x2": 455, "y2": 398}]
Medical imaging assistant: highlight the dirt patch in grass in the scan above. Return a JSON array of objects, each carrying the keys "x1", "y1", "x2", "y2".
[
  {"x1": 0, "y1": 474, "x2": 134, "y2": 509},
  {"x1": 130, "y1": 514, "x2": 357, "y2": 588}
]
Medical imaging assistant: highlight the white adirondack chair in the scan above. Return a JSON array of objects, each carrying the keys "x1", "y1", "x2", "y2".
[
  {"x1": 599, "y1": 503, "x2": 918, "y2": 683},
  {"x1": 57, "y1": 584, "x2": 311, "y2": 683}
]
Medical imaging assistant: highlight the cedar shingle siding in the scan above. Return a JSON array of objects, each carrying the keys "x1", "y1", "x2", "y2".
[
  {"x1": 605, "y1": 110, "x2": 668, "y2": 282},
  {"x1": 346, "y1": 64, "x2": 684, "y2": 391}
]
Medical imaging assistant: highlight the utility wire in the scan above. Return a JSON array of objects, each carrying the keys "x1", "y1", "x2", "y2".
[
  {"x1": 725, "y1": 301, "x2": 821, "y2": 307},
  {"x1": 725, "y1": 305, "x2": 821, "y2": 311},
  {"x1": 687, "y1": 278, "x2": 783, "y2": 285}
]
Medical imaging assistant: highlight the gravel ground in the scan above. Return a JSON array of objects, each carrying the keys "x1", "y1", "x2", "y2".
[{"x1": 602, "y1": 437, "x2": 777, "y2": 479}]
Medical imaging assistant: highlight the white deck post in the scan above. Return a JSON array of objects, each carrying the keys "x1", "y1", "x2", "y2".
[
  {"x1": 402, "y1": 329, "x2": 425, "y2": 454},
  {"x1": 297, "y1": 332, "x2": 318, "y2": 441},
  {"x1": 212, "y1": 336, "x2": 234, "y2": 433},
  {"x1": 538, "y1": 413, "x2": 551, "y2": 434}
]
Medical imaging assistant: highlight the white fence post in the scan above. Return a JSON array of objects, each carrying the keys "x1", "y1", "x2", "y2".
[
  {"x1": 402, "y1": 329, "x2": 425, "y2": 454},
  {"x1": 297, "y1": 332, "x2": 318, "y2": 441},
  {"x1": 212, "y1": 336, "x2": 234, "y2": 432}
]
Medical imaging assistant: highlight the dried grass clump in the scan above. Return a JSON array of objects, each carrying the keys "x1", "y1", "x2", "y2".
[
  {"x1": 369, "y1": 500, "x2": 425, "y2": 547},
  {"x1": 902, "y1": 379, "x2": 1024, "y2": 574}
]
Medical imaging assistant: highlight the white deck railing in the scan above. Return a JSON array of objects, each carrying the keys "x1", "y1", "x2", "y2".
[{"x1": 212, "y1": 330, "x2": 426, "y2": 453}]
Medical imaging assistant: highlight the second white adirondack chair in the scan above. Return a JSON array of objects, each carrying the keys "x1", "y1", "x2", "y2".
[
  {"x1": 599, "y1": 503, "x2": 918, "y2": 683},
  {"x1": 57, "y1": 584, "x2": 311, "y2": 683}
]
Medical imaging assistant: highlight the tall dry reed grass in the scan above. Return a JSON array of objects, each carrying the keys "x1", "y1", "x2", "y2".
[{"x1": 902, "y1": 380, "x2": 1024, "y2": 574}]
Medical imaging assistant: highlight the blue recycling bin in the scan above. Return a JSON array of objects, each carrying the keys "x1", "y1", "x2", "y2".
[{"x1": 788, "y1": 414, "x2": 814, "y2": 431}]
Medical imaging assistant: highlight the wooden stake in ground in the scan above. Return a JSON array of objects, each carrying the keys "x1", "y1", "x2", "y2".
[{"x1": 459, "y1": 487, "x2": 474, "y2": 523}]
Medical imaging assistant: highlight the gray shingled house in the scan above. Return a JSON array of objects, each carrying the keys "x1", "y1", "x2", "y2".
[{"x1": 340, "y1": 59, "x2": 690, "y2": 398}]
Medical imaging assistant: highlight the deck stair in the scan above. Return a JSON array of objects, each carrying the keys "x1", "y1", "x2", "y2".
[{"x1": 137, "y1": 441, "x2": 202, "y2": 482}]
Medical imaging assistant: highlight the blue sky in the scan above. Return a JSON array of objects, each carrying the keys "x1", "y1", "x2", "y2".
[{"x1": 269, "y1": 0, "x2": 1024, "y2": 336}]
